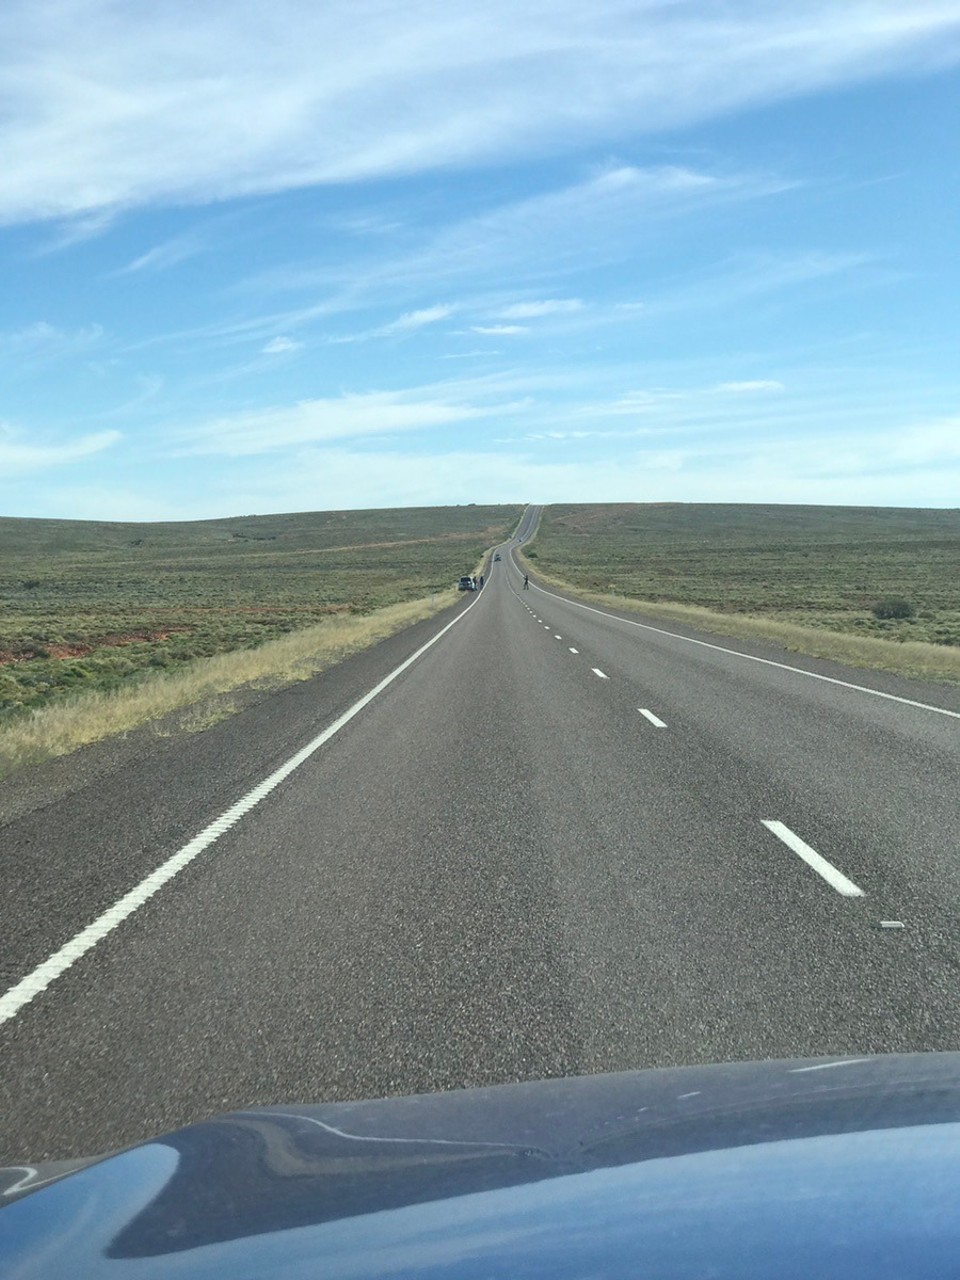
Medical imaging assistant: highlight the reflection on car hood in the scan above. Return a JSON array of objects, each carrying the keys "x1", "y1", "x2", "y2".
[{"x1": 4, "y1": 1053, "x2": 960, "y2": 1278}]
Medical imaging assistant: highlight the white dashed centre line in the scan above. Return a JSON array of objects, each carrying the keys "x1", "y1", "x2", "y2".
[
  {"x1": 531, "y1": 582, "x2": 960, "y2": 721},
  {"x1": 569, "y1": 647, "x2": 579, "y2": 654},
  {"x1": 762, "y1": 820, "x2": 864, "y2": 897},
  {"x1": 554, "y1": 634, "x2": 562, "y2": 639},
  {"x1": 592, "y1": 668, "x2": 608, "y2": 680},
  {"x1": 638, "y1": 708, "x2": 667, "y2": 728}
]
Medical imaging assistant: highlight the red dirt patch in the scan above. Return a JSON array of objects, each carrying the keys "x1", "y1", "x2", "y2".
[{"x1": 0, "y1": 628, "x2": 194, "y2": 665}]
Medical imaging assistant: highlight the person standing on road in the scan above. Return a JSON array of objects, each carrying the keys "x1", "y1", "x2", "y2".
[
  {"x1": 523, "y1": 573, "x2": 529, "y2": 590},
  {"x1": 479, "y1": 574, "x2": 484, "y2": 589}
]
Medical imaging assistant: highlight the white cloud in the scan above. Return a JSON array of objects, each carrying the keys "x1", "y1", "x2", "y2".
[
  {"x1": 496, "y1": 299, "x2": 584, "y2": 319},
  {"x1": 471, "y1": 324, "x2": 527, "y2": 335},
  {"x1": 715, "y1": 380, "x2": 785, "y2": 393},
  {"x1": 33, "y1": 209, "x2": 117, "y2": 255},
  {"x1": 175, "y1": 413, "x2": 960, "y2": 516},
  {"x1": 0, "y1": 425, "x2": 120, "y2": 474},
  {"x1": 0, "y1": 321, "x2": 104, "y2": 361},
  {"x1": 176, "y1": 389, "x2": 496, "y2": 456},
  {"x1": 329, "y1": 304, "x2": 455, "y2": 345},
  {"x1": 375, "y1": 164, "x2": 788, "y2": 294},
  {"x1": 119, "y1": 232, "x2": 203, "y2": 275},
  {"x1": 380, "y1": 304, "x2": 455, "y2": 333},
  {"x1": 12, "y1": 483, "x2": 186, "y2": 521},
  {"x1": 2, "y1": 1, "x2": 959, "y2": 225},
  {"x1": 647, "y1": 250, "x2": 871, "y2": 317},
  {"x1": 226, "y1": 163, "x2": 793, "y2": 337},
  {"x1": 183, "y1": 408, "x2": 960, "y2": 513},
  {"x1": 261, "y1": 335, "x2": 302, "y2": 355},
  {"x1": 99, "y1": 373, "x2": 164, "y2": 417}
]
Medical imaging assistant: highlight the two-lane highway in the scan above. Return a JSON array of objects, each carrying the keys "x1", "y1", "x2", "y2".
[{"x1": 2, "y1": 504, "x2": 959, "y2": 1162}]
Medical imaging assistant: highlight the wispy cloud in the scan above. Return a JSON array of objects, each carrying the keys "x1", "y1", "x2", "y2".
[
  {"x1": 647, "y1": 250, "x2": 872, "y2": 316},
  {"x1": 329, "y1": 304, "x2": 455, "y2": 345},
  {"x1": 0, "y1": 424, "x2": 120, "y2": 473},
  {"x1": 4, "y1": 2, "x2": 958, "y2": 225},
  {"x1": 380, "y1": 305, "x2": 455, "y2": 334},
  {"x1": 261, "y1": 335, "x2": 302, "y2": 355},
  {"x1": 235, "y1": 162, "x2": 790, "y2": 328},
  {"x1": 715, "y1": 380, "x2": 785, "y2": 393},
  {"x1": 174, "y1": 409, "x2": 960, "y2": 517},
  {"x1": 176, "y1": 389, "x2": 496, "y2": 456},
  {"x1": 100, "y1": 374, "x2": 164, "y2": 418},
  {"x1": 118, "y1": 231, "x2": 204, "y2": 275},
  {"x1": 471, "y1": 324, "x2": 527, "y2": 335},
  {"x1": 0, "y1": 321, "x2": 104, "y2": 362},
  {"x1": 32, "y1": 209, "x2": 117, "y2": 255},
  {"x1": 495, "y1": 299, "x2": 584, "y2": 319},
  {"x1": 406, "y1": 165, "x2": 791, "y2": 291}
]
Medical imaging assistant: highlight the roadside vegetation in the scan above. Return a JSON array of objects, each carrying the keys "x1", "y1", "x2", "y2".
[
  {"x1": 522, "y1": 503, "x2": 960, "y2": 684},
  {"x1": 0, "y1": 504, "x2": 519, "y2": 772}
]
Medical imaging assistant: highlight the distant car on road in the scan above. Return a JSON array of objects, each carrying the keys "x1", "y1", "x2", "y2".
[
  {"x1": 458, "y1": 576, "x2": 476, "y2": 591},
  {"x1": 494, "y1": 553, "x2": 501, "y2": 561}
]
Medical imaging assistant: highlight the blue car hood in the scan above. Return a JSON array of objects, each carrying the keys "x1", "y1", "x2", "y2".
[{"x1": 4, "y1": 1052, "x2": 960, "y2": 1278}]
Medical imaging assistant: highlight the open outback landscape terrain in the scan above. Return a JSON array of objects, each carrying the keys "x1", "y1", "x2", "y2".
[
  {"x1": 523, "y1": 503, "x2": 960, "y2": 682},
  {"x1": 0, "y1": 504, "x2": 522, "y2": 772},
  {"x1": 2, "y1": 499, "x2": 959, "y2": 776}
]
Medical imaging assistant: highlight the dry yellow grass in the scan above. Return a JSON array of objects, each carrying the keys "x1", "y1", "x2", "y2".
[
  {"x1": 0, "y1": 589, "x2": 457, "y2": 776},
  {"x1": 520, "y1": 556, "x2": 960, "y2": 686}
]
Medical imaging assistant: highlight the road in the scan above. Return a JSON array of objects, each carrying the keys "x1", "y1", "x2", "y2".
[{"x1": 2, "y1": 503, "x2": 959, "y2": 1162}]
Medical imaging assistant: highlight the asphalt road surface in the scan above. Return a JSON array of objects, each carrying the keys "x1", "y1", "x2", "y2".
[{"x1": 2, "y1": 503, "x2": 959, "y2": 1162}]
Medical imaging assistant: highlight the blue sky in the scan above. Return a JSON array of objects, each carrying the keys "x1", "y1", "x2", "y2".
[{"x1": 2, "y1": 1, "x2": 959, "y2": 520}]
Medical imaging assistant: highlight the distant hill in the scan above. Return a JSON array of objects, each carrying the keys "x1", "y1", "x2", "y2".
[{"x1": 0, "y1": 505, "x2": 521, "y2": 556}]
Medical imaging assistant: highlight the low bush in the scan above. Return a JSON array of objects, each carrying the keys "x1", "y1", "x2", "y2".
[{"x1": 872, "y1": 597, "x2": 916, "y2": 620}]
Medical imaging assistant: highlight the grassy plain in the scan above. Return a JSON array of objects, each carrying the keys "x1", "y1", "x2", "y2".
[
  {"x1": 525, "y1": 503, "x2": 960, "y2": 682},
  {"x1": 0, "y1": 505, "x2": 520, "y2": 728},
  {"x1": 0, "y1": 594, "x2": 460, "y2": 776}
]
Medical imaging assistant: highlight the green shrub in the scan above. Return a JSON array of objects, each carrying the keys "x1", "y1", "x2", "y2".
[{"x1": 872, "y1": 597, "x2": 915, "y2": 620}]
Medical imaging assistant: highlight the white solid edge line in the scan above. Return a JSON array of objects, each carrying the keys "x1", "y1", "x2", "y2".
[
  {"x1": 0, "y1": 591, "x2": 483, "y2": 1028},
  {"x1": 592, "y1": 668, "x2": 609, "y2": 679},
  {"x1": 518, "y1": 569, "x2": 960, "y2": 720},
  {"x1": 789, "y1": 1058, "x2": 872, "y2": 1073},
  {"x1": 639, "y1": 708, "x2": 667, "y2": 728},
  {"x1": 762, "y1": 820, "x2": 865, "y2": 897}
]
